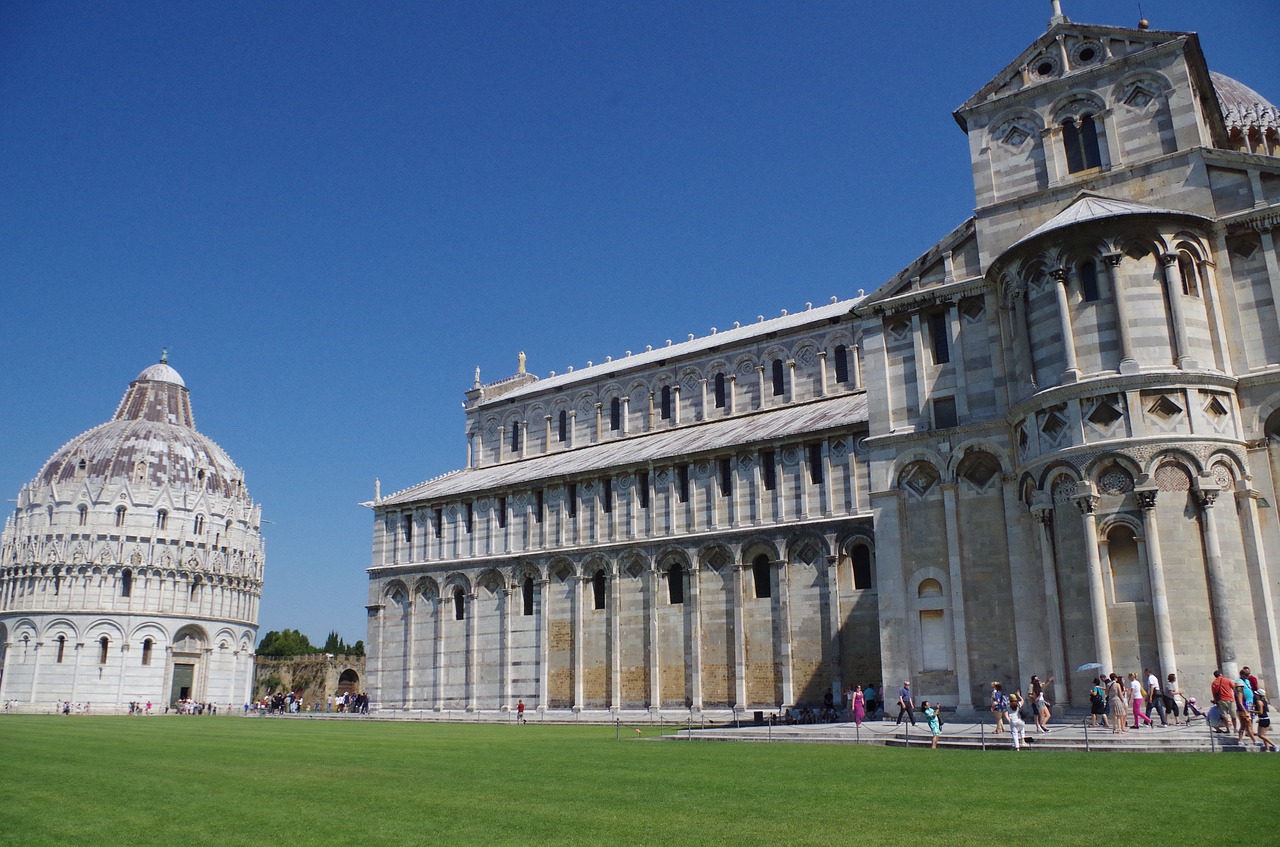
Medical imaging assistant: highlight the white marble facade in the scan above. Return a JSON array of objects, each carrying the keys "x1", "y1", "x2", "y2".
[
  {"x1": 368, "y1": 9, "x2": 1280, "y2": 715},
  {"x1": 0, "y1": 360, "x2": 265, "y2": 712}
]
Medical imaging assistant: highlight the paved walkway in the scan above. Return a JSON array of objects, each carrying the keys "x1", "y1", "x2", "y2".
[{"x1": 666, "y1": 716, "x2": 1274, "y2": 753}]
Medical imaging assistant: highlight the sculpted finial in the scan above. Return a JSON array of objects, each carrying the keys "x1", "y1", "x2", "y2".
[
  {"x1": 160, "y1": 347, "x2": 169, "y2": 364},
  {"x1": 473, "y1": 366, "x2": 481, "y2": 388},
  {"x1": 518, "y1": 351, "x2": 527, "y2": 374}
]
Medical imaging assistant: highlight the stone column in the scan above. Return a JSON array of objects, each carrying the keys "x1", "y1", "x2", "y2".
[
  {"x1": 502, "y1": 586, "x2": 513, "y2": 710},
  {"x1": 1102, "y1": 253, "x2": 1139, "y2": 374},
  {"x1": 1135, "y1": 488, "x2": 1177, "y2": 682},
  {"x1": 785, "y1": 359, "x2": 796, "y2": 403},
  {"x1": 820, "y1": 441, "x2": 833, "y2": 517},
  {"x1": 852, "y1": 343, "x2": 863, "y2": 390},
  {"x1": 594, "y1": 402, "x2": 603, "y2": 443},
  {"x1": 1075, "y1": 487, "x2": 1113, "y2": 674},
  {"x1": 689, "y1": 564, "x2": 703, "y2": 711},
  {"x1": 824, "y1": 554, "x2": 842, "y2": 707},
  {"x1": 576, "y1": 578, "x2": 586, "y2": 711},
  {"x1": 1259, "y1": 230, "x2": 1280, "y2": 339},
  {"x1": 520, "y1": 421, "x2": 528, "y2": 459},
  {"x1": 756, "y1": 365, "x2": 766, "y2": 409},
  {"x1": 1051, "y1": 267, "x2": 1081, "y2": 382},
  {"x1": 0, "y1": 641, "x2": 13, "y2": 703},
  {"x1": 1196, "y1": 481, "x2": 1239, "y2": 678},
  {"x1": 1009, "y1": 288, "x2": 1035, "y2": 390},
  {"x1": 818, "y1": 351, "x2": 829, "y2": 397},
  {"x1": 69, "y1": 641, "x2": 83, "y2": 703},
  {"x1": 727, "y1": 374, "x2": 737, "y2": 415},
  {"x1": 1031, "y1": 505, "x2": 1069, "y2": 692},
  {"x1": 698, "y1": 378, "x2": 708, "y2": 421},
  {"x1": 1159, "y1": 253, "x2": 1194, "y2": 369},
  {"x1": 405, "y1": 598, "x2": 416, "y2": 708},
  {"x1": 648, "y1": 566, "x2": 661, "y2": 710},
  {"x1": 466, "y1": 431, "x2": 475, "y2": 468},
  {"x1": 544, "y1": 415, "x2": 552, "y2": 452},
  {"x1": 775, "y1": 559, "x2": 794, "y2": 707},
  {"x1": 940, "y1": 483, "x2": 973, "y2": 708},
  {"x1": 1196, "y1": 257, "x2": 1230, "y2": 372},
  {"x1": 621, "y1": 397, "x2": 630, "y2": 435},
  {"x1": 672, "y1": 386, "x2": 682, "y2": 425},
  {"x1": 568, "y1": 410, "x2": 577, "y2": 449},
  {"x1": 1236, "y1": 483, "x2": 1280, "y2": 687},
  {"x1": 433, "y1": 594, "x2": 444, "y2": 710},
  {"x1": 466, "y1": 590, "x2": 478, "y2": 711},
  {"x1": 537, "y1": 579, "x2": 549, "y2": 710},
  {"x1": 610, "y1": 566, "x2": 621, "y2": 711},
  {"x1": 647, "y1": 392, "x2": 655, "y2": 431},
  {"x1": 732, "y1": 563, "x2": 747, "y2": 708},
  {"x1": 368, "y1": 603, "x2": 385, "y2": 709}
]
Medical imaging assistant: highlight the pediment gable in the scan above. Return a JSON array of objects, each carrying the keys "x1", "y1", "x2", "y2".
[{"x1": 955, "y1": 22, "x2": 1190, "y2": 129}]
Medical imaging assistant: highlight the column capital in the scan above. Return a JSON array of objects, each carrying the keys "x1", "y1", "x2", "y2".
[
  {"x1": 1135, "y1": 487, "x2": 1158, "y2": 510},
  {"x1": 1102, "y1": 252, "x2": 1123, "y2": 267},
  {"x1": 1160, "y1": 252, "x2": 1180, "y2": 267},
  {"x1": 1196, "y1": 489, "x2": 1219, "y2": 509},
  {"x1": 1031, "y1": 505, "x2": 1054, "y2": 525},
  {"x1": 1050, "y1": 266, "x2": 1069, "y2": 282},
  {"x1": 1074, "y1": 493, "x2": 1099, "y2": 515}
]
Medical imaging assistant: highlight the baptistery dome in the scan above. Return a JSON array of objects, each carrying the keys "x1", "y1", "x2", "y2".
[{"x1": 0, "y1": 359, "x2": 265, "y2": 712}]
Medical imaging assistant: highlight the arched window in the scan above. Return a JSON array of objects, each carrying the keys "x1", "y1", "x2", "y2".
[
  {"x1": 771, "y1": 359, "x2": 785, "y2": 396},
  {"x1": 1177, "y1": 252, "x2": 1199, "y2": 297},
  {"x1": 1107, "y1": 525, "x2": 1145, "y2": 603},
  {"x1": 917, "y1": 578, "x2": 948, "y2": 670},
  {"x1": 609, "y1": 398, "x2": 621, "y2": 431},
  {"x1": 522, "y1": 576, "x2": 535, "y2": 616},
  {"x1": 194, "y1": 514, "x2": 205, "y2": 535},
  {"x1": 453, "y1": 587, "x2": 466, "y2": 620},
  {"x1": 1062, "y1": 114, "x2": 1101, "y2": 173},
  {"x1": 1078, "y1": 259, "x2": 1100, "y2": 302},
  {"x1": 156, "y1": 509, "x2": 168, "y2": 530},
  {"x1": 667, "y1": 563, "x2": 684, "y2": 605},
  {"x1": 592, "y1": 570, "x2": 607, "y2": 610},
  {"x1": 660, "y1": 386, "x2": 672, "y2": 420},
  {"x1": 121, "y1": 568, "x2": 133, "y2": 598},
  {"x1": 752, "y1": 554, "x2": 772, "y2": 599},
  {"x1": 142, "y1": 638, "x2": 153, "y2": 666},
  {"x1": 510, "y1": 420, "x2": 521, "y2": 453},
  {"x1": 56, "y1": 635, "x2": 66, "y2": 663},
  {"x1": 834, "y1": 345, "x2": 850, "y2": 384},
  {"x1": 713, "y1": 373, "x2": 726, "y2": 409},
  {"x1": 78, "y1": 505, "x2": 88, "y2": 527},
  {"x1": 98, "y1": 636, "x2": 109, "y2": 664},
  {"x1": 852, "y1": 546, "x2": 872, "y2": 590},
  {"x1": 115, "y1": 506, "x2": 127, "y2": 527},
  {"x1": 401, "y1": 514, "x2": 413, "y2": 545},
  {"x1": 557, "y1": 410, "x2": 568, "y2": 442}
]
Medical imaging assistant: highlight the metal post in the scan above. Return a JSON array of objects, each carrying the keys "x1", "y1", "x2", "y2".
[
  {"x1": 980, "y1": 718, "x2": 985, "y2": 751},
  {"x1": 616, "y1": 718, "x2": 620, "y2": 741},
  {"x1": 1083, "y1": 719, "x2": 1090, "y2": 753}
]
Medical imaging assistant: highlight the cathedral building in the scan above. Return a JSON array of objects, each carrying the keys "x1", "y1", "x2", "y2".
[
  {"x1": 365, "y1": 8, "x2": 1280, "y2": 715},
  {"x1": 0, "y1": 360, "x2": 265, "y2": 711}
]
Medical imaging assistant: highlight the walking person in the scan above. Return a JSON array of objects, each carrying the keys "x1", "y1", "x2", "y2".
[
  {"x1": 852, "y1": 685, "x2": 866, "y2": 727},
  {"x1": 1254, "y1": 688, "x2": 1275, "y2": 752},
  {"x1": 922, "y1": 700, "x2": 942, "y2": 749},
  {"x1": 1236, "y1": 674, "x2": 1258, "y2": 745},
  {"x1": 1089, "y1": 677, "x2": 1109, "y2": 728},
  {"x1": 1145, "y1": 668, "x2": 1168, "y2": 726},
  {"x1": 516, "y1": 699, "x2": 526, "y2": 724},
  {"x1": 1211, "y1": 670, "x2": 1237, "y2": 733},
  {"x1": 1107, "y1": 674, "x2": 1128, "y2": 733},
  {"x1": 1163, "y1": 674, "x2": 1184, "y2": 724},
  {"x1": 895, "y1": 681, "x2": 916, "y2": 726},
  {"x1": 1129, "y1": 673, "x2": 1152, "y2": 727}
]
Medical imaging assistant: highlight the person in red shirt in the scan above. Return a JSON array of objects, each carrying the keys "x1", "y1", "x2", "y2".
[{"x1": 1210, "y1": 670, "x2": 1236, "y2": 733}]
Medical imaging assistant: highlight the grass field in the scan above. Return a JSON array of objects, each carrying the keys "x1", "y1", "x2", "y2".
[{"x1": 1, "y1": 716, "x2": 1275, "y2": 847}]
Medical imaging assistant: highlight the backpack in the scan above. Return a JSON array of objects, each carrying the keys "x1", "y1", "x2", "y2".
[{"x1": 1090, "y1": 689, "x2": 1104, "y2": 708}]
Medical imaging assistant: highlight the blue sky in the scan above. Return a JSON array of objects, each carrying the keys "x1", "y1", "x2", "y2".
[{"x1": 2, "y1": 1, "x2": 1275, "y2": 645}]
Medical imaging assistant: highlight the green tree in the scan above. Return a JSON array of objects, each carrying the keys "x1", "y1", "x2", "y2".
[{"x1": 255, "y1": 629, "x2": 317, "y2": 657}]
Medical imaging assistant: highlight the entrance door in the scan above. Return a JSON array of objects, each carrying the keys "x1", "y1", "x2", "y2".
[{"x1": 170, "y1": 663, "x2": 195, "y2": 704}]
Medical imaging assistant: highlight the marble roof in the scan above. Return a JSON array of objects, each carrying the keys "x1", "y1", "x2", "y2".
[{"x1": 1007, "y1": 192, "x2": 1207, "y2": 253}]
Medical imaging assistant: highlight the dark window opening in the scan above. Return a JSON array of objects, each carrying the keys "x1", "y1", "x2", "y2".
[
  {"x1": 522, "y1": 577, "x2": 535, "y2": 616},
  {"x1": 535, "y1": 490, "x2": 544, "y2": 524},
  {"x1": 98, "y1": 636, "x2": 109, "y2": 664},
  {"x1": 772, "y1": 359, "x2": 785, "y2": 396},
  {"x1": 558, "y1": 410, "x2": 568, "y2": 442},
  {"x1": 142, "y1": 638, "x2": 153, "y2": 665},
  {"x1": 1079, "y1": 260, "x2": 1100, "y2": 302},
  {"x1": 121, "y1": 568, "x2": 133, "y2": 598},
  {"x1": 592, "y1": 571, "x2": 606, "y2": 610},
  {"x1": 1062, "y1": 114, "x2": 1101, "y2": 173},
  {"x1": 834, "y1": 345, "x2": 850, "y2": 383},
  {"x1": 497, "y1": 497, "x2": 507, "y2": 529},
  {"x1": 194, "y1": 514, "x2": 204, "y2": 535},
  {"x1": 668, "y1": 563, "x2": 685, "y2": 604},
  {"x1": 638, "y1": 472, "x2": 650, "y2": 509},
  {"x1": 852, "y1": 546, "x2": 873, "y2": 590},
  {"x1": 719, "y1": 458, "x2": 733, "y2": 496},
  {"x1": 602, "y1": 478, "x2": 613, "y2": 513},
  {"x1": 1178, "y1": 253, "x2": 1199, "y2": 297},
  {"x1": 660, "y1": 386, "x2": 672, "y2": 420},
  {"x1": 156, "y1": 509, "x2": 167, "y2": 530},
  {"x1": 933, "y1": 396, "x2": 959, "y2": 430},
  {"x1": 752, "y1": 555, "x2": 772, "y2": 599},
  {"x1": 464, "y1": 502, "x2": 474, "y2": 533},
  {"x1": 115, "y1": 506, "x2": 127, "y2": 527},
  {"x1": 762, "y1": 450, "x2": 777, "y2": 491},
  {"x1": 56, "y1": 635, "x2": 66, "y2": 663},
  {"x1": 453, "y1": 588, "x2": 465, "y2": 620},
  {"x1": 78, "y1": 505, "x2": 88, "y2": 526},
  {"x1": 714, "y1": 373, "x2": 726, "y2": 408},
  {"x1": 610, "y1": 398, "x2": 621, "y2": 431},
  {"x1": 402, "y1": 514, "x2": 413, "y2": 545},
  {"x1": 928, "y1": 310, "x2": 950, "y2": 364},
  {"x1": 677, "y1": 465, "x2": 690, "y2": 503},
  {"x1": 807, "y1": 443, "x2": 823, "y2": 484},
  {"x1": 434, "y1": 507, "x2": 444, "y2": 538},
  {"x1": 568, "y1": 484, "x2": 577, "y2": 518},
  {"x1": 510, "y1": 421, "x2": 521, "y2": 453}
]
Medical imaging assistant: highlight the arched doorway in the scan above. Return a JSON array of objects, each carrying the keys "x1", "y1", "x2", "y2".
[
  {"x1": 169, "y1": 625, "x2": 208, "y2": 705},
  {"x1": 337, "y1": 669, "x2": 359, "y2": 696}
]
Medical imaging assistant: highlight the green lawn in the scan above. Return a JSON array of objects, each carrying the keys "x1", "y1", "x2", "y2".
[{"x1": 1, "y1": 716, "x2": 1274, "y2": 847}]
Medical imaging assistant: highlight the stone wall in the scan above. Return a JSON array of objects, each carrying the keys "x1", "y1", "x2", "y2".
[{"x1": 253, "y1": 654, "x2": 365, "y2": 708}]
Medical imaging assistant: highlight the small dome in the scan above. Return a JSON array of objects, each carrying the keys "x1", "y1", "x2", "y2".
[
  {"x1": 135, "y1": 362, "x2": 185, "y2": 387},
  {"x1": 1210, "y1": 71, "x2": 1279, "y2": 134}
]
